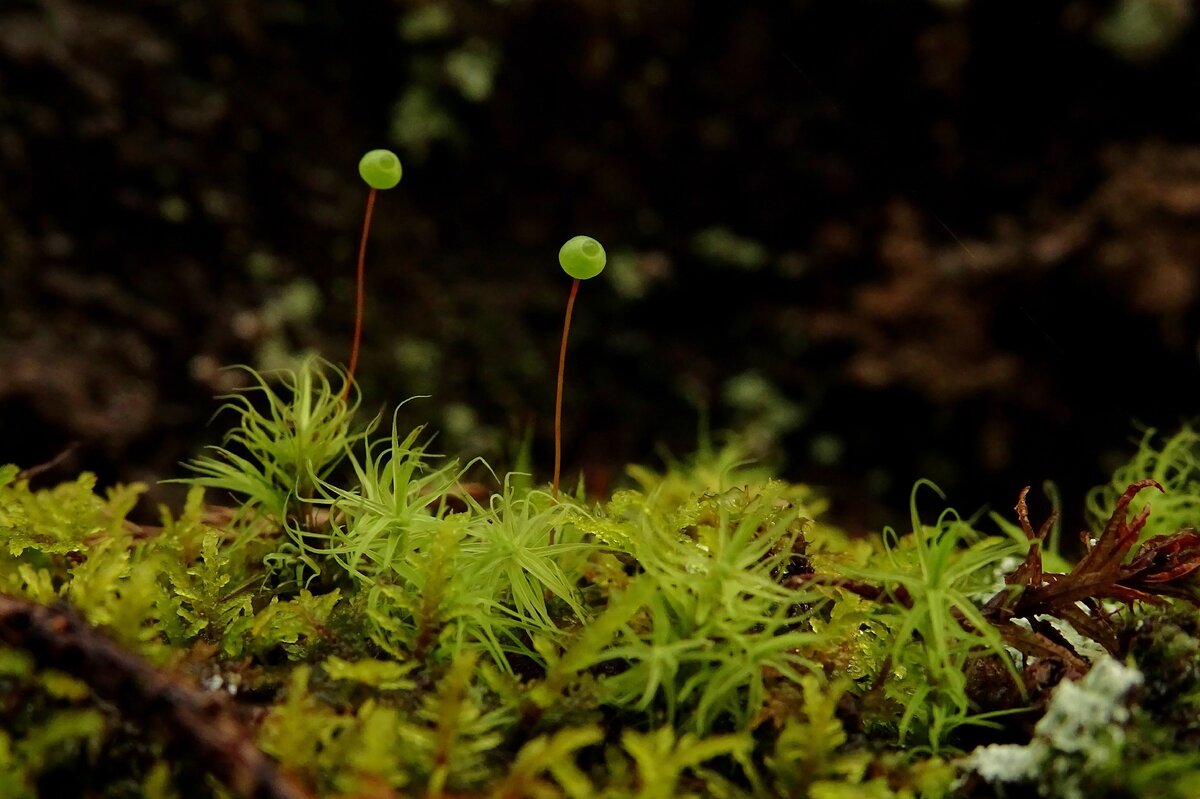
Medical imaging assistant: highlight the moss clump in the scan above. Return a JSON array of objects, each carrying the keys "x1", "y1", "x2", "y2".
[
  {"x1": 2, "y1": 359, "x2": 1200, "y2": 797},
  {"x1": 1087, "y1": 423, "x2": 1200, "y2": 544}
]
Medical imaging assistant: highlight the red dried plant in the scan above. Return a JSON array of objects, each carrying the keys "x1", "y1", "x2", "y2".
[{"x1": 983, "y1": 480, "x2": 1200, "y2": 673}]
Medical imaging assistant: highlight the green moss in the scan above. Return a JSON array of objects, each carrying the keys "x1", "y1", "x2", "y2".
[
  {"x1": 1087, "y1": 423, "x2": 1200, "y2": 543},
  {"x1": 805, "y1": 481, "x2": 1024, "y2": 751},
  {"x1": 2, "y1": 361, "x2": 1199, "y2": 797}
]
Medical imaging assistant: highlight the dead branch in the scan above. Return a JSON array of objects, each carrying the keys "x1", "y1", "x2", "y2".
[{"x1": 0, "y1": 593, "x2": 314, "y2": 799}]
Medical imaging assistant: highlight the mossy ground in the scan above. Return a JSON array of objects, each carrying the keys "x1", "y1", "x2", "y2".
[{"x1": 1, "y1": 361, "x2": 1198, "y2": 798}]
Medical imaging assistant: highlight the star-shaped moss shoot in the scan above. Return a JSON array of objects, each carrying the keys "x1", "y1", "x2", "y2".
[
  {"x1": 552, "y1": 236, "x2": 606, "y2": 517},
  {"x1": 344, "y1": 149, "x2": 403, "y2": 399}
]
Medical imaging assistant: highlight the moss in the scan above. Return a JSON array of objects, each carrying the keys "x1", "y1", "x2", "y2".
[
  {"x1": 2, "y1": 360, "x2": 1200, "y2": 797},
  {"x1": 1122, "y1": 604, "x2": 1200, "y2": 749},
  {"x1": 1086, "y1": 423, "x2": 1200, "y2": 544}
]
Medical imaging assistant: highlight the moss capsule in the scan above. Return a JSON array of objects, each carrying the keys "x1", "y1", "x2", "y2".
[
  {"x1": 558, "y1": 235, "x2": 606, "y2": 280},
  {"x1": 344, "y1": 149, "x2": 403, "y2": 400},
  {"x1": 552, "y1": 235, "x2": 606, "y2": 515},
  {"x1": 358, "y1": 149, "x2": 403, "y2": 190}
]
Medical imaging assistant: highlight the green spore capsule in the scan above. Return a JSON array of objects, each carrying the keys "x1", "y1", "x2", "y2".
[
  {"x1": 558, "y1": 235, "x2": 606, "y2": 280},
  {"x1": 342, "y1": 149, "x2": 402, "y2": 400},
  {"x1": 358, "y1": 149, "x2": 403, "y2": 190}
]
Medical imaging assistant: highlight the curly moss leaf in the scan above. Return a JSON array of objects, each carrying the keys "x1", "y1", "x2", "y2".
[
  {"x1": 1087, "y1": 425, "x2": 1200, "y2": 544},
  {"x1": 312, "y1": 419, "x2": 459, "y2": 581},
  {"x1": 1123, "y1": 755, "x2": 1200, "y2": 799}
]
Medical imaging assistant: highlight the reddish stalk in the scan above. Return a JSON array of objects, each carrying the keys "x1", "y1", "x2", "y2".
[
  {"x1": 552, "y1": 278, "x2": 580, "y2": 503},
  {"x1": 343, "y1": 187, "x2": 377, "y2": 400}
]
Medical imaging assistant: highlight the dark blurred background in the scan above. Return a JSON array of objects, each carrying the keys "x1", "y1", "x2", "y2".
[{"x1": 2, "y1": 0, "x2": 1198, "y2": 532}]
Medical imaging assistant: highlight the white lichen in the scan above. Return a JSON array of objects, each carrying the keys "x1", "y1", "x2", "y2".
[
  {"x1": 962, "y1": 656, "x2": 1143, "y2": 799},
  {"x1": 966, "y1": 741, "x2": 1044, "y2": 784}
]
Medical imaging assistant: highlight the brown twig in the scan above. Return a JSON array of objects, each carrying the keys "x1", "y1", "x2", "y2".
[
  {"x1": 0, "y1": 594, "x2": 314, "y2": 799},
  {"x1": 16, "y1": 441, "x2": 80, "y2": 482}
]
